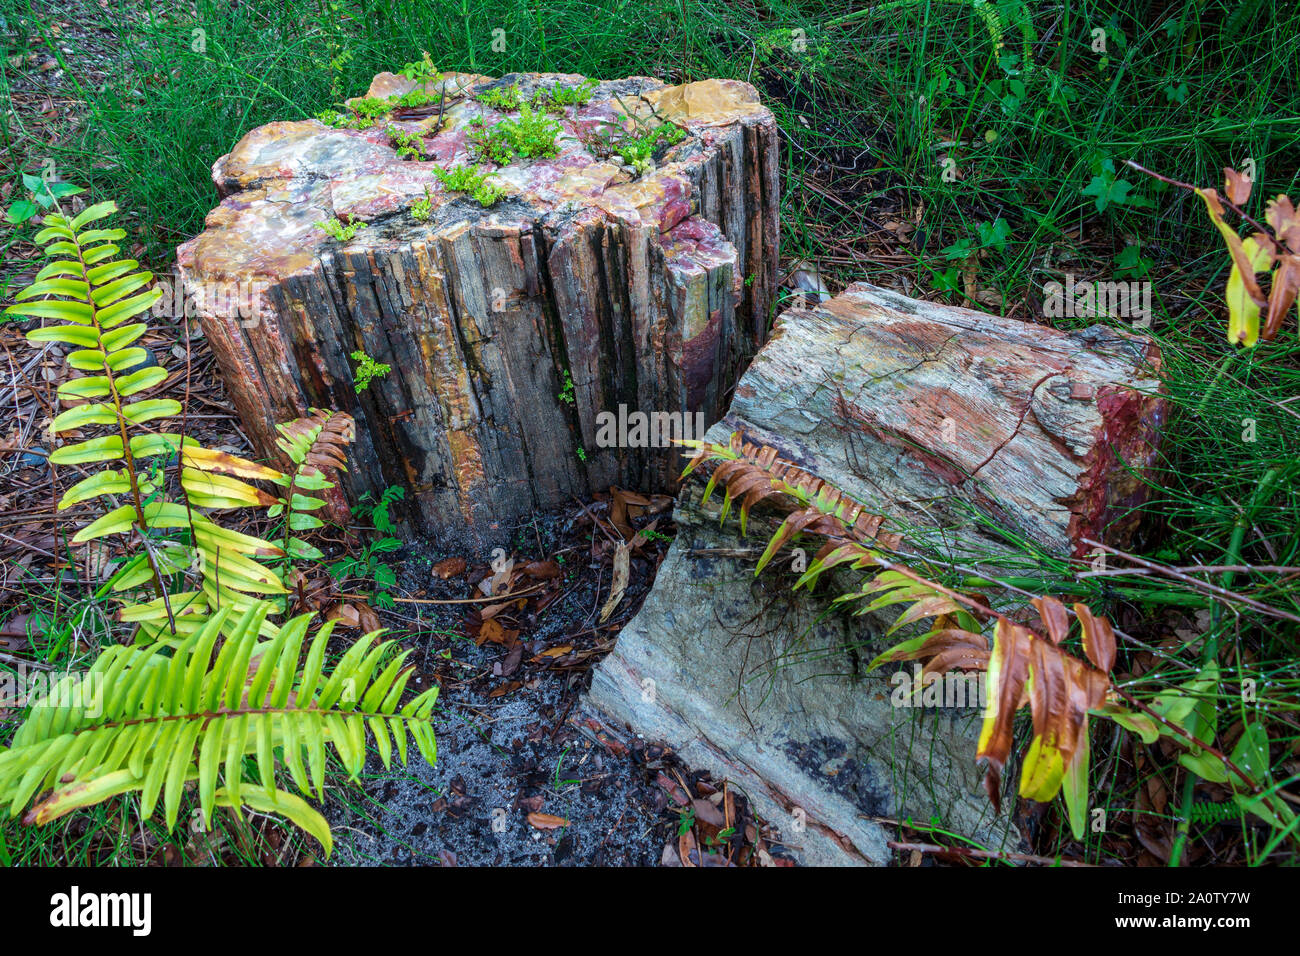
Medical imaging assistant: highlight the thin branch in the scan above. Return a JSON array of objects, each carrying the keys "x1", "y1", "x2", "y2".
[
  {"x1": 1113, "y1": 688, "x2": 1259, "y2": 794},
  {"x1": 336, "y1": 585, "x2": 545, "y2": 605},
  {"x1": 888, "y1": 841, "x2": 1093, "y2": 867},
  {"x1": 1125, "y1": 159, "x2": 1271, "y2": 237},
  {"x1": 1082, "y1": 538, "x2": 1300, "y2": 625}
]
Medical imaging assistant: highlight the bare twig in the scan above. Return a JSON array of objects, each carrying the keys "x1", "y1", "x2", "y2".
[
  {"x1": 888, "y1": 841, "x2": 1093, "y2": 867},
  {"x1": 336, "y1": 585, "x2": 545, "y2": 605},
  {"x1": 1126, "y1": 159, "x2": 1271, "y2": 237},
  {"x1": 1082, "y1": 538, "x2": 1300, "y2": 625}
]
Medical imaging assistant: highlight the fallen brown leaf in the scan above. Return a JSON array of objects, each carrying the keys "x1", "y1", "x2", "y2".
[
  {"x1": 476, "y1": 618, "x2": 519, "y2": 647},
  {"x1": 599, "y1": 541, "x2": 630, "y2": 622},
  {"x1": 522, "y1": 560, "x2": 561, "y2": 579},
  {"x1": 527, "y1": 812, "x2": 570, "y2": 830},
  {"x1": 477, "y1": 618, "x2": 504, "y2": 645},
  {"x1": 678, "y1": 828, "x2": 699, "y2": 867},
  {"x1": 496, "y1": 643, "x2": 523, "y2": 677},
  {"x1": 609, "y1": 487, "x2": 654, "y2": 540},
  {"x1": 656, "y1": 772, "x2": 689, "y2": 806},
  {"x1": 488, "y1": 680, "x2": 522, "y2": 699},
  {"x1": 692, "y1": 798, "x2": 726, "y2": 828},
  {"x1": 432, "y1": 556, "x2": 467, "y2": 579},
  {"x1": 325, "y1": 602, "x2": 360, "y2": 629}
]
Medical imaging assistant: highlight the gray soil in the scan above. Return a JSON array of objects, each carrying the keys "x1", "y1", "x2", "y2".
[{"x1": 320, "y1": 506, "x2": 729, "y2": 866}]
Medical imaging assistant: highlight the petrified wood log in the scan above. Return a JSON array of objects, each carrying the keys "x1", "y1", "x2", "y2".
[
  {"x1": 719, "y1": 282, "x2": 1166, "y2": 559},
  {"x1": 586, "y1": 284, "x2": 1165, "y2": 865},
  {"x1": 177, "y1": 72, "x2": 778, "y2": 545}
]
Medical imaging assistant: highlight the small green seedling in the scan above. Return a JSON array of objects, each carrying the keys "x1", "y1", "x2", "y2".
[
  {"x1": 476, "y1": 84, "x2": 525, "y2": 111},
  {"x1": 387, "y1": 125, "x2": 427, "y2": 160},
  {"x1": 478, "y1": 79, "x2": 597, "y2": 115},
  {"x1": 315, "y1": 109, "x2": 351, "y2": 128},
  {"x1": 356, "y1": 485, "x2": 405, "y2": 533},
  {"x1": 433, "y1": 165, "x2": 507, "y2": 206},
  {"x1": 469, "y1": 104, "x2": 562, "y2": 166},
  {"x1": 391, "y1": 88, "x2": 442, "y2": 110},
  {"x1": 5, "y1": 171, "x2": 84, "y2": 226},
  {"x1": 543, "y1": 78, "x2": 598, "y2": 110},
  {"x1": 610, "y1": 120, "x2": 686, "y2": 174},
  {"x1": 410, "y1": 186, "x2": 434, "y2": 222},
  {"x1": 318, "y1": 217, "x2": 362, "y2": 242},
  {"x1": 399, "y1": 51, "x2": 439, "y2": 84},
  {"x1": 329, "y1": 535, "x2": 401, "y2": 608},
  {"x1": 351, "y1": 349, "x2": 391, "y2": 392},
  {"x1": 351, "y1": 97, "x2": 395, "y2": 119}
]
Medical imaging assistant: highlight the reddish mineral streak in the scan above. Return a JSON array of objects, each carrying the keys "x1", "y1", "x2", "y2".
[{"x1": 1068, "y1": 359, "x2": 1166, "y2": 558}]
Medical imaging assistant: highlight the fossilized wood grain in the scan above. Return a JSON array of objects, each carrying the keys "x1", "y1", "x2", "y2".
[
  {"x1": 719, "y1": 283, "x2": 1166, "y2": 558},
  {"x1": 177, "y1": 73, "x2": 778, "y2": 545},
  {"x1": 586, "y1": 285, "x2": 1165, "y2": 864},
  {"x1": 586, "y1": 475, "x2": 1008, "y2": 866}
]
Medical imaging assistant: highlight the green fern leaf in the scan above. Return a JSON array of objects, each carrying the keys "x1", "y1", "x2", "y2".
[{"x1": 0, "y1": 603, "x2": 439, "y2": 855}]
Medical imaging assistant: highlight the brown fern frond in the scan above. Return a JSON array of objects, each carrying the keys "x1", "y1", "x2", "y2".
[
  {"x1": 680, "y1": 431, "x2": 899, "y2": 552},
  {"x1": 687, "y1": 432, "x2": 1139, "y2": 839},
  {"x1": 276, "y1": 408, "x2": 356, "y2": 476}
]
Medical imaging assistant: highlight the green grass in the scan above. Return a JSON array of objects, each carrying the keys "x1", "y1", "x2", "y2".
[
  {"x1": 1, "y1": 0, "x2": 1298, "y2": 864},
  {"x1": 4, "y1": 1, "x2": 1297, "y2": 278}
]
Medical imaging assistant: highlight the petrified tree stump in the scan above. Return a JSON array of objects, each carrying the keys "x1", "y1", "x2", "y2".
[
  {"x1": 587, "y1": 284, "x2": 1165, "y2": 865},
  {"x1": 178, "y1": 72, "x2": 778, "y2": 545}
]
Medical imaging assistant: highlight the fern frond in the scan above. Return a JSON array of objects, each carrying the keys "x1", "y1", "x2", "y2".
[
  {"x1": 0, "y1": 601, "x2": 438, "y2": 854},
  {"x1": 269, "y1": 409, "x2": 356, "y2": 557},
  {"x1": 6, "y1": 195, "x2": 304, "y2": 639},
  {"x1": 677, "y1": 431, "x2": 902, "y2": 558},
  {"x1": 276, "y1": 408, "x2": 355, "y2": 475}
]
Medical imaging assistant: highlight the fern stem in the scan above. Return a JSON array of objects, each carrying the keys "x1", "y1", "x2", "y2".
[
  {"x1": 280, "y1": 468, "x2": 300, "y2": 560},
  {"x1": 63, "y1": 205, "x2": 169, "y2": 610},
  {"x1": 66, "y1": 702, "x2": 420, "y2": 735}
]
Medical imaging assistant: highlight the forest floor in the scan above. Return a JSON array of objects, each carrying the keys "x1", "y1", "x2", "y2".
[
  {"x1": 2, "y1": 0, "x2": 1299, "y2": 868},
  {"x1": 320, "y1": 507, "x2": 792, "y2": 867},
  {"x1": 0, "y1": 3, "x2": 797, "y2": 868}
]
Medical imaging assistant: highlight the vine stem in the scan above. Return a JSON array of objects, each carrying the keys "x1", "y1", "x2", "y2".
[
  {"x1": 1081, "y1": 537, "x2": 1300, "y2": 625},
  {"x1": 1125, "y1": 159, "x2": 1271, "y2": 237},
  {"x1": 1167, "y1": 468, "x2": 1278, "y2": 865}
]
